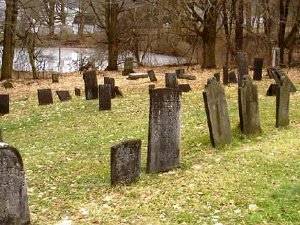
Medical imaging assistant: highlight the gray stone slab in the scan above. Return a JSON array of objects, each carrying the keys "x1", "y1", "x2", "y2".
[
  {"x1": 122, "y1": 57, "x2": 135, "y2": 76},
  {"x1": 236, "y1": 52, "x2": 249, "y2": 86},
  {"x1": 0, "y1": 144, "x2": 30, "y2": 224},
  {"x1": 111, "y1": 140, "x2": 141, "y2": 185},
  {"x1": 83, "y1": 70, "x2": 98, "y2": 100},
  {"x1": 203, "y1": 78, "x2": 232, "y2": 147},
  {"x1": 165, "y1": 73, "x2": 178, "y2": 89},
  {"x1": 238, "y1": 75, "x2": 262, "y2": 136},
  {"x1": 127, "y1": 73, "x2": 148, "y2": 80},
  {"x1": 276, "y1": 76, "x2": 290, "y2": 127},
  {"x1": 253, "y1": 58, "x2": 264, "y2": 81},
  {"x1": 147, "y1": 88, "x2": 181, "y2": 173},
  {"x1": 0, "y1": 94, "x2": 9, "y2": 115},
  {"x1": 104, "y1": 77, "x2": 116, "y2": 99},
  {"x1": 148, "y1": 70, "x2": 157, "y2": 82},
  {"x1": 37, "y1": 89, "x2": 53, "y2": 105},
  {"x1": 56, "y1": 90, "x2": 72, "y2": 102},
  {"x1": 99, "y1": 84, "x2": 111, "y2": 111},
  {"x1": 272, "y1": 47, "x2": 280, "y2": 68}
]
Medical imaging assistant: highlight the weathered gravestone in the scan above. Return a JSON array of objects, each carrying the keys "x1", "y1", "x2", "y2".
[
  {"x1": 99, "y1": 84, "x2": 111, "y2": 111},
  {"x1": 214, "y1": 72, "x2": 220, "y2": 82},
  {"x1": 122, "y1": 57, "x2": 134, "y2": 76},
  {"x1": 37, "y1": 89, "x2": 53, "y2": 105},
  {"x1": 147, "y1": 88, "x2": 181, "y2": 173},
  {"x1": 236, "y1": 52, "x2": 249, "y2": 86},
  {"x1": 272, "y1": 47, "x2": 280, "y2": 68},
  {"x1": 52, "y1": 73, "x2": 59, "y2": 83},
  {"x1": 75, "y1": 87, "x2": 81, "y2": 96},
  {"x1": 128, "y1": 73, "x2": 148, "y2": 80},
  {"x1": 266, "y1": 84, "x2": 278, "y2": 96},
  {"x1": 56, "y1": 90, "x2": 72, "y2": 102},
  {"x1": 253, "y1": 58, "x2": 264, "y2": 81},
  {"x1": 148, "y1": 70, "x2": 157, "y2": 82},
  {"x1": 0, "y1": 143, "x2": 30, "y2": 224},
  {"x1": 238, "y1": 75, "x2": 262, "y2": 136},
  {"x1": 165, "y1": 73, "x2": 178, "y2": 89},
  {"x1": 223, "y1": 66, "x2": 229, "y2": 85},
  {"x1": 276, "y1": 76, "x2": 290, "y2": 128},
  {"x1": 104, "y1": 77, "x2": 116, "y2": 99},
  {"x1": 83, "y1": 70, "x2": 98, "y2": 100},
  {"x1": 111, "y1": 140, "x2": 141, "y2": 185},
  {"x1": 0, "y1": 94, "x2": 9, "y2": 115},
  {"x1": 176, "y1": 69, "x2": 196, "y2": 80},
  {"x1": 228, "y1": 71, "x2": 238, "y2": 83},
  {"x1": 203, "y1": 78, "x2": 232, "y2": 147},
  {"x1": 267, "y1": 68, "x2": 297, "y2": 93},
  {"x1": 178, "y1": 84, "x2": 192, "y2": 93},
  {"x1": 149, "y1": 84, "x2": 155, "y2": 93}
]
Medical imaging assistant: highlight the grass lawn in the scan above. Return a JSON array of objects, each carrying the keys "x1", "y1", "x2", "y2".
[{"x1": 1, "y1": 69, "x2": 300, "y2": 225}]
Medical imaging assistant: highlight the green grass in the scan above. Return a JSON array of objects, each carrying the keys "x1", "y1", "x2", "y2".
[{"x1": 1, "y1": 80, "x2": 300, "y2": 225}]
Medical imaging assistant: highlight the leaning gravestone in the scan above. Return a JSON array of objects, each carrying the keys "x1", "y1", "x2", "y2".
[
  {"x1": 0, "y1": 94, "x2": 9, "y2": 115},
  {"x1": 266, "y1": 84, "x2": 278, "y2": 96},
  {"x1": 111, "y1": 140, "x2": 141, "y2": 185},
  {"x1": 104, "y1": 77, "x2": 116, "y2": 99},
  {"x1": 37, "y1": 89, "x2": 53, "y2": 105},
  {"x1": 148, "y1": 70, "x2": 157, "y2": 82},
  {"x1": 99, "y1": 84, "x2": 111, "y2": 111},
  {"x1": 147, "y1": 88, "x2": 181, "y2": 173},
  {"x1": 56, "y1": 90, "x2": 72, "y2": 102},
  {"x1": 75, "y1": 87, "x2": 81, "y2": 96},
  {"x1": 52, "y1": 73, "x2": 59, "y2": 83},
  {"x1": 165, "y1": 73, "x2": 178, "y2": 89},
  {"x1": 238, "y1": 75, "x2": 262, "y2": 136},
  {"x1": 228, "y1": 71, "x2": 238, "y2": 83},
  {"x1": 267, "y1": 68, "x2": 297, "y2": 92},
  {"x1": 122, "y1": 57, "x2": 134, "y2": 76},
  {"x1": 0, "y1": 143, "x2": 30, "y2": 224},
  {"x1": 253, "y1": 58, "x2": 264, "y2": 81},
  {"x1": 223, "y1": 66, "x2": 229, "y2": 85},
  {"x1": 236, "y1": 51, "x2": 249, "y2": 86},
  {"x1": 83, "y1": 70, "x2": 98, "y2": 100},
  {"x1": 276, "y1": 76, "x2": 290, "y2": 128},
  {"x1": 203, "y1": 78, "x2": 232, "y2": 147}
]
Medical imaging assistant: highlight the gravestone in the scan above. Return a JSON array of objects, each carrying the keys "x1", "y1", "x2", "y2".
[
  {"x1": 56, "y1": 90, "x2": 72, "y2": 102},
  {"x1": 99, "y1": 84, "x2": 111, "y2": 111},
  {"x1": 176, "y1": 68, "x2": 196, "y2": 80},
  {"x1": 178, "y1": 84, "x2": 192, "y2": 93},
  {"x1": 83, "y1": 70, "x2": 98, "y2": 100},
  {"x1": 165, "y1": 73, "x2": 178, "y2": 89},
  {"x1": 75, "y1": 87, "x2": 81, "y2": 96},
  {"x1": 267, "y1": 68, "x2": 297, "y2": 92},
  {"x1": 111, "y1": 140, "x2": 141, "y2": 185},
  {"x1": 0, "y1": 143, "x2": 30, "y2": 224},
  {"x1": 148, "y1": 70, "x2": 157, "y2": 82},
  {"x1": 149, "y1": 84, "x2": 155, "y2": 93},
  {"x1": 253, "y1": 58, "x2": 264, "y2": 81},
  {"x1": 115, "y1": 86, "x2": 123, "y2": 97},
  {"x1": 228, "y1": 71, "x2": 238, "y2": 83},
  {"x1": 276, "y1": 76, "x2": 290, "y2": 127},
  {"x1": 238, "y1": 75, "x2": 262, "y2": 136},
  {"x1": 52, "y1": 73, "x2": 59, "y2": 83},
  {"x1": 147, "y1": 88, "x2": 181, "y2": 173},
  {"x1": 272, "y1": 47, "x2": 280, "y2": 68},
  {"x1": 266, "y1": 84, "x2": 278, "y2": 96},
  {"x1": 214, "y1": 72, "x2": 220, "y2": 82},
  {"x1": 122, "y1": 57, "x2": 134, "y2": 76},
  {"x1": 128, "y1": 73, "x2": 148, "y2": 80},
  {"x1": 223, "y1": 66, "x2": 229, "y2": 85},
  {"x1": 0, "y1": 94, "x2": 9, "y2": 115},
  {"x1": 203, "y1": 78, "x2": 232, "y2": 147},
  {"x1": 175, "y1": 68, "x2": 185, "y2": 77},
  {"x1": 236, "y1": 52, "x2": 249, "y2": 86},
  {"x1": 37, "y1": 89, "x2": 53, "y2": 105},
  {"x1": 104, "y1": 77, "x2": 116, "y2": 99}
]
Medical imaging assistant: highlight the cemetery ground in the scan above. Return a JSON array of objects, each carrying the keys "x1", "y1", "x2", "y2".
[{"x1": 1, "y1": 67, "x2": 300, "y2": 225}]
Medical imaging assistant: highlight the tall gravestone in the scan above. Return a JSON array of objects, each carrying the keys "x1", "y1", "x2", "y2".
[
  {"x1": 272, "y1": 47, "x2": 280, "y2": 68},
  {"x1": 223, "y1": 66, "x2": 229, "y2": 85},
  {"x1": 147, "y1": 88, "x2": 181, "y2": 173},
  {"x1": 148, "y1": 70, "x2": 157, "y2": 82},
  {"x1": 253, "y1": 58, "x2": 264, "y2": 81},
  {"x1": 165, "y1": 73, "x2": 178, "y2": 89},
  {"x1": 111, "y1": 140, "x2": 141, "y2": 185},
  {"x1": 56, "y1": 90, "x2": 72, "y2": 102},
  {"x1": 99, "y1": 84, "x2": 111, "y2": 111},
  {"x1": 238, "y1": 75, "x2": 262, "y2": 136},
  {"x1": 0, "y1": 94, "x2": 9, "y2": 115},
  {"x1": 122, "y1": 57, "x2": 134, "y2": 76},
  {"x1": 203, "y1": 78, "x2": 232, "y2": 147},
  {"x1": 37, "y1": 89, "x2": 53, "y2": 105},
  {"x1": 276, "y1": 76, "x2": 290, "y2": 127},
  {"x1": 52, "y1": 73, "x2": 59, "y2": 83},
  {"x1": 236, "y1": 52, "x2": 249, "y2": 86},
  {"x1": 83, "y1": 70, "x2": 98, "y2": 100},
  {"x1": 0, "y1": 143, "x2": 30, "y2": 224},
  {"x1": 104, "y1": 77, "x2": 116, "y2": 99}
]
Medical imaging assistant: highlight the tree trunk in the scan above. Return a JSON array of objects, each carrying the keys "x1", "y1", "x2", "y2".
[
  {"x1": 235, "y1": 0, "x2": 244, "y2": 52},
  {"x1": 1, "y1": 0, "x2": 18, "y2": 80},
  {"x1": 49, "y1": 0, "x2": 55, "y2": 36},
  {"x1": 60, "y1": 0, "x2": 66, "y2": 25}
]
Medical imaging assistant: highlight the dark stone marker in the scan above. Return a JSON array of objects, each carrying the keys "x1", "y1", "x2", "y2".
[
  {"x1": 276, "y1": 76, "x2": 290, "y2": 128},
  {"x1": 253, "y1": 58, "x2": 264, "y2": 81},
  {"x1": 176, "y1": 68, "x2": 196, "y2": 80},
  {"x1": 0, "y1": 143, "x2": 30, "y2": 224},
  {"x1": 122, "y1": 57, "x2": 134, "y2": 76},
  {"x1": 238, "y1": 75, "x2": 262, "y2": 136},
  {"x1": 99, "y1": 84, "x2": 111, "y2": 111},
  {"x1": 228, "y1": 71, "x2": 238, "y2": 83},
  {"x1": 223, "y1": 66, "x2": 229, "y2": 85},
  {"x1": 83, "y1": 70, "x2": 98, "y2": 100},
  {"x1": 56, "y1": 90, "x2": 72, "y2": 102},
  {"x1": 75, "y1": 87, "x2": 81, "y2": 96},
  {"x1": 104, "y1": 77, "x2": 116, "y2": 99},
  {"x1": 149, "y1": 84, "x2": 155, "y2": 93},
  {"x1": 115, "y1": 86, "x2": 123, "y2": 97},
  {"x1": 37, "y1": 89, "x2": 53, "y2": 105},
  {"x1": 267, "y1": 68, "x2": 297, "y2": 92},
  {"x1": 111, "y1": 140, "x2": 141, "y2": 185},
  {"x1": 214, "y1": 72, "x2": 220, "y2": 82},
  {"x1": 165, "y1": 73, "x2": 178, "y2": 89},
  {"x1": 203, "y1": 78, "x2": 232, "y2": 147},
  {"x1": 147, "y1": 88, "x2": 181, "y2": 173},
  {"x1": 148, "y1": 70, "x2": 157, "y2": 82},
  {"x1": 52, "y1": 73, "x2": 59, "y2": 83},
  {"x1": 0, "y1": 94, "x2": 9, "y2": 115},
  {"x1": 175, "y1": 68, "x2": 185, "y2": 77},
  {"x1": 266, "y1": 84, "x2": 278, "y2": 96},
  {"x1": 178, "y1": 84, "x2": 192, "y2": 92},
  {"x1": 236, "y1": 52, "x2": 249, "y2": 86}
]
